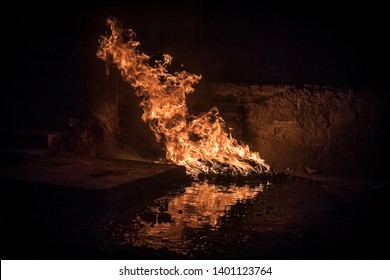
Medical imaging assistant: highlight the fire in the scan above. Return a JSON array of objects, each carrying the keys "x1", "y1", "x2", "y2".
[{"x1": 97, "y1": 18, "x2": 270, "y2": 177}]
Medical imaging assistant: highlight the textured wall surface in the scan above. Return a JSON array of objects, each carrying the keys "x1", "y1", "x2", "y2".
[
  {"x1": 189, "y1": 83, "x2": 388, "y2": 178},
  {"x1": 85, "y1": 71, "x2": 388, "y2": 179}
]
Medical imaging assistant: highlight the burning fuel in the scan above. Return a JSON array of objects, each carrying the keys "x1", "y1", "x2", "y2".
[{"x1": 97, "y1": 18, "x2": 270, "y2": 178}]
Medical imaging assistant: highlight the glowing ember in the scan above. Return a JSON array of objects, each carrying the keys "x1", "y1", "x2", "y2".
[{"x1": 97, "y1": 18, "x2": 270, "y2": 177}]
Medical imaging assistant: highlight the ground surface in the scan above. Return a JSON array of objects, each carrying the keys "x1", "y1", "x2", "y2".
[{"x1": 1, "y1": 156, "x2": 388, "y2": 260}]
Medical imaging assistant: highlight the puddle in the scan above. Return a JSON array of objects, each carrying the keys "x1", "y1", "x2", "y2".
[{"x1": 96, "y1": 181, "x2": 265, "y2": 255}]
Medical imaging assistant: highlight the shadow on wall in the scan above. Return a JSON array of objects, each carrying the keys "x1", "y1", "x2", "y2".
[{"x1": 84, "y1": 65, "x2": 165, "y2": 161}]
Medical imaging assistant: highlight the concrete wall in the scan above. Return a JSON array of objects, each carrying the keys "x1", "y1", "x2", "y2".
[
  {"x1": 81, "y1": 79, "x2": 388, "y2": 179},
  {"x1": 189, "y1": 83, "x2": 388, "y2": 178}
]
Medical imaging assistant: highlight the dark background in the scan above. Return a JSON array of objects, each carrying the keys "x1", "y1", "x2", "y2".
[
  {"x1": 2, "y1": 1, "x2": 389, "y2": 261},
  {"x1": 3, "y1": 0, "x2": 389, "y2": 119}
]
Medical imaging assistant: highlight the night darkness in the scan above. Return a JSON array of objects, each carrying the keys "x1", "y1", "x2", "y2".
[
  {"x1": 2, "y1": 0, "x2": 390, "y2": 261},
  {"x1": 3, "y1": 0, "x2": 389, "y2": 120}
]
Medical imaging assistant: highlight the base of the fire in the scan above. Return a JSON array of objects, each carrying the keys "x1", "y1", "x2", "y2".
[{"x1": 185, "y1": 165, "x2": 285, "y2": 185}]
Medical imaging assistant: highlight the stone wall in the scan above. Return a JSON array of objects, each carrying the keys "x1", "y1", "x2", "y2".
[
  {"x1": 189, "y1": 83, "x2": 388, "y2": 178},
  {"x1": 85, "y1": 75, "x2": 388, "y2": 179}
]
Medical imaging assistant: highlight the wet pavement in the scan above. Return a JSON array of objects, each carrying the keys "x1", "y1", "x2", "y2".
[{"x1": 2, "y1": 171, "x2": 389, "y2": 260}]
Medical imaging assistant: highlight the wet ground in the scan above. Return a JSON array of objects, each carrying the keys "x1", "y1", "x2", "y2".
[{"x1": 2, "y1": 173, "x2": 389, "y2": 260}]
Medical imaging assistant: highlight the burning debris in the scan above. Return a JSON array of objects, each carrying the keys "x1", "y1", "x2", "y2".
[{"x1": 97, "y1": 18, "x2": 270, "y2": 178}]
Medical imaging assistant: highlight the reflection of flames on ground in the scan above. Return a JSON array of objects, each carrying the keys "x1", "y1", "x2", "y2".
[
  {"x1": 132, "y1": 182, "x2": 264, "y2": 254},
  {"x1": 97, "y1": 18, "x2": 270, "y2": 178}
]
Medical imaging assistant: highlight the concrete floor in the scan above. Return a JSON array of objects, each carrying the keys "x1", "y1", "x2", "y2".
[{"x1": 0, "y1": 155, "x2": 187, "y2": 211}]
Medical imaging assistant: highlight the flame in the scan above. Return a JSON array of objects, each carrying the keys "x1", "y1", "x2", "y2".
[{"x1": 97, "y1": 18, "x2": 270, "y2": 177}]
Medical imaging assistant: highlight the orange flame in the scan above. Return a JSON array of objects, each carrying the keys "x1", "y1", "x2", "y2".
[{"x1": 97, "y1": 18, "x2": 270, "y2": 177}]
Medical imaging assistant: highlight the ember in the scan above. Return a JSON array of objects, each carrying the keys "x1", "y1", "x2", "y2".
[{"x1": 97, "y1": 18, "x2": 270, "y2": 178}]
